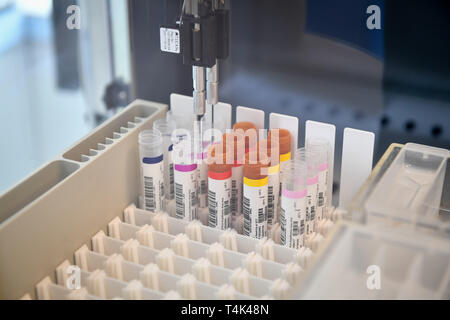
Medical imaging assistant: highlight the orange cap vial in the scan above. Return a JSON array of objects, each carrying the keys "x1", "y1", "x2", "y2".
[
  {"x1": 268, "y1": 129, "x2": 291, "y2": 155},
  {"x1": 233, "y1": 122, "x2": 258, "y2": 152},
  {"x1": 244, "y1": 151, "x2": 269, "y2": 181}
]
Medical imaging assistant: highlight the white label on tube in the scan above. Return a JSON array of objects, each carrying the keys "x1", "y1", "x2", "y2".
[
  {"x1": 142, "y1": 155, "x2": 164, "y2": 212},
  {"x1": 168, "y1": 147, "x2": 174, "y2": 199},
  {"x1": 243, "y1": 178, "x2": 268, "y2": 239},
  {"x1": 316, "y1": 164, "x2": 328, "y2": 226},
  {"x1": 174, "y1": 163, "x2": 198, "y2": 221},
  {"x1": 208, "y1": 172, "x2": 232, "y2": 230},
  {"x1": 231, "y1": 165, "x2": 243, "y2": 216},
  {"x1": 280, "y1": 188, "x2": 306, "y2": 249},
  {"x1": 267, "y1": 166, "x2": 280, "y2": 226},
  {"x1": 278, "y1": 152, "x2": 291, "y2": 208},
  {"x1": 306, "y1": 177, "x2": 318, "y2": 235}
]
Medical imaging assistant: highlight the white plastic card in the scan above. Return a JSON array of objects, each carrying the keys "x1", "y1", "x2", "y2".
[
  {"x1": 339, "y1": 128, "x2": 375, "y2": 209},
  {"x1": 208, "y1": 103, "x2": 232, "y2": 132},
  {"x1": 236, "y1": 106, "x2": 265, "y2": 130},
  {"x1": 170, "y1": 94, "x2": 232, "y2": 132},
  {"x1": 305, "y1": 121, "x2": 336, "y2": 207},
  {"x1": 269, "y1": 113, "x2": 299, "y2": 156},
  {"x1": 170, "y1": 93, "x2": 193, "y2": 115}
]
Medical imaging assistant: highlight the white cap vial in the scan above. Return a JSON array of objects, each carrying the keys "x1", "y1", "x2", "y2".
[
  {"x1": 154, "y1": 119, "x2": 177, "y2": 200},
  {"x1": 139, "y1": 130, "x2": 164, "y2": 212},
  {"x1": 305, "y1": 137, "x2": 330, "y2": 223},
  {"x1": 296, "y1": 148, "x2": 319, "y2": 234},
  {"x1": 280, "y1": 158, "x2": 307, "y2": 249}
]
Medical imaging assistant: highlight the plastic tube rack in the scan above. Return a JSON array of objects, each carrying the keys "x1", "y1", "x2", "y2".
[{"x1": 36, "y1": 203, "x2": 319, "y2": 300}]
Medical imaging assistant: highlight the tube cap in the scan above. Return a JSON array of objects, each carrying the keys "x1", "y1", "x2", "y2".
[
  {"x1": 209, "y1": 143, "x2": 232, "y2": 173},
  {"x1": 244, "y1": 152, "x2": 269, "y2": 180},
  {"x1": 258, "y1": 139, "x2": 280, "y2": 166},
  {"x1": 234, "y1": 122, "x2": 258, "y2": 151},
  {"x1": 268, "y1": 129, "x2": 291, "y2": 155},
  {"x1": 233, "y1": 121, "x2": 256, "y2": 132},
  {"x1": 223, "y1": 132, "x2": 246, "y2": 163}
]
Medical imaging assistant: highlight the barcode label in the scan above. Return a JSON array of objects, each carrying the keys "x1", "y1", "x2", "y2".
[
  {"x1": 208, "y1": 177, "x2": 231, "y2": 230},
  {"x1": 267, "y1": 172, "x2": 280, "y2": 226},
  {"x1": 141, "y1": 158, "x2": 163, "y2": 212},
  {"x1": 267, "y1": 185, "x2": 274, "y2": 225},
  {"x1": 318, "y1": 192, "x2": 324, "y2": 207},
  {"x1": 306, "y1": 182, "x2": 318, "y2": 234},
  {"x1": 190, "y1": 190, "x2": 197, "y2": 212},
  {"x1": 209, "y1": 190, "x2": 217, "y2": 227},
  {"x1": 174, "y1": 167, "x2": 197, "y2": 221},
  {"x1": 201, "y1": 180, "x2": 207, "y2": 194},
  {"x1": 175, "y1": 183, "x2": 185, "y2": 218},
  {"x1": 231, "y1": 166, "x2": 243, "y2": 216},
  {"x1": 280, "y1": 190, "x2": 305, "y2": 249},
  {"x1": 197, "y1": 163, "x2": 208, "y2": 208},
  {"x1": 280, "y1": 207, "x2": 286, "y2": 245},
  {"x1": 231, "y1": 180, "x2": 237, "y2": 213},
  {"x1": 316, "y1": 169, "x2": 328, "y2": 223},
  {"x1": 258, "y1": 208, "x2": 264, "y2": 223},
  {"x1": 293, "y1": 220, "x2": 299, "y2": 236},
  {"x1": 144, "y1": 176, "x2": 155, "y2": 209},
  {"x1": 243, "y1": 196, "x2": 251, "y2": 236},
  {"x1": 243, "y1": 183, "x2": 268, "y2": 239},
  {"x1": 169, "y1": 159, "x2": 174, "y2": 199}
]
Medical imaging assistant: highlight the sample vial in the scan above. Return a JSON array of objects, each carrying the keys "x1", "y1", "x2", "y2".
[
  {"x1": 296, "y1": 148, "x2": 319, "y2": 235},
  {"x1": 268, "y1": 128, "x2": 292, "y2": 172},
  {"x1": 306, "y1": 137, "x2": 330, "y2": 226},
  {"x1": 196, "y1": 117, "x2": 212, "y2": 209},
  {"x1": 268, "y1": 128, "x2": 292, "y2": 216},
  {"x1": 208, "y1": 143, "x2": 232, "y2": 230},
  {"x1": 223, "y1": 132, "x2": 245, "y2": 216},
  {"x1": 280, "y1": 158, "x2": 307, "y2": 249},
  {"x1": 166, "y1": 110, "x2": 195, "y2": 133},
  {"x1": 139, "y1": 130, "x2": 164, "y2": 212},
  {"x1": 153, "y1": 119, "x2": 177, "y2": 201},
  {"x1": 259, "y1": 139, "x2": 280, "y2": 227},
  {"x1": 173, "y1": 138, "x2": 198, "y2": 221},
  {"x1": 243, "y1": 152, "x2": 269, "y2": 239},
  {"x1": 233, "y1": 122, "x2": 257, "y2": 153}
]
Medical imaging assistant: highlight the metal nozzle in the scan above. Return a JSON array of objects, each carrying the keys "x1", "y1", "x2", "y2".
[
  {"x1": 193, "y1": 66, "x2": 206, "y2": 117},
  {"x1": 207, "y1": 63, "x2": 219, "y2": 106}
]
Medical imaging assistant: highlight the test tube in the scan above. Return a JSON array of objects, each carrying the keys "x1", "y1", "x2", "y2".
[
  {"x1": 196, "y1": 118, "x2": 212, "y2": 209},
  {"x1": 173, "y1": 138, "x2": 198, "y2": 221},
  {"x1": 223, "y1": 132, "x2": 245, "y2": 216},
  {"x1": 280, "y1": 158, "x2": 307, "y2": 249},
  {"x1": 268, "y1": 129, "x2": 292, "y2": 171},
  {"x1": 306, "y1": 137, "x2": 330, "y2": 226},
  {"x1": 296, "y1": 148, "x2": 319, "y2": 235},
  {"x1": 268, "y1": 128, "x2": 292, "y2": 216},
  {"x1": 139, "y1": 130, "x2": 164, "y2": 213},
  {"x1": 208, "y1": 143, "x2": 232, "y2": 230},
  {"x1": 153, "y1": 119, "x2": 177, "y2": 201},
  {"x1": 166, "y1": 110, "x2": 195, "y2": 133},
  {"x1": 233, "y1": 122, "x2": 257, "y2": 153},
  {"x1": 259, "y1": 139, "x2": 280, "y2": 227},
  {"x1": 243, "y1": 151, "x2": 269, "y2": 239}
]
